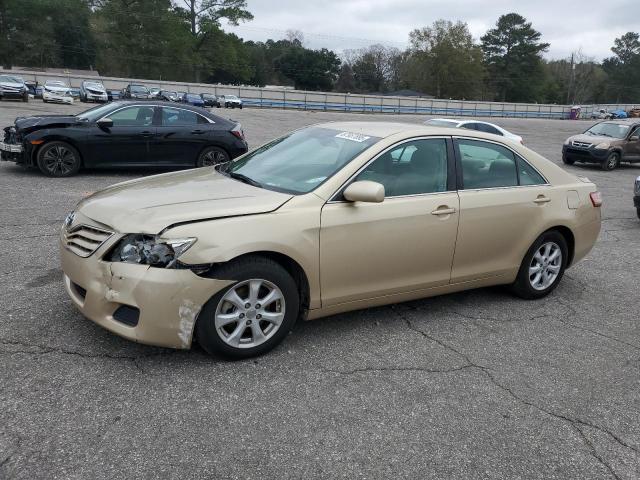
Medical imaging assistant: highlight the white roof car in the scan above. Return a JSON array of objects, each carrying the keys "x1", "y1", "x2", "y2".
[{"x1": 424, "y1": 118, "x2": 523, "y2": 144}]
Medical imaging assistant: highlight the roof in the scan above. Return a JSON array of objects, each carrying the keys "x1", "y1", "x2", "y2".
[
  {"x1": 315, "y1": 121, "x2": 525, "y2": 146},
  {"x1": 109, "y1": 100, "x2": 220, "y2": 117},
  {"x1": 318, "y1": 121, "x2": 434, "y2": 138}
]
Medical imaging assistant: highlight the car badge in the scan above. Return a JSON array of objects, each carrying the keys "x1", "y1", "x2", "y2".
[{"x1": 64, "y1": 211, "x2": 75, "y2": 229}]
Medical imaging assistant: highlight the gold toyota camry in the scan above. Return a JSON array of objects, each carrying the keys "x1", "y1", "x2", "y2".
[{"x1": 60, "y1": 122, "x2": 602, "y2": 358}]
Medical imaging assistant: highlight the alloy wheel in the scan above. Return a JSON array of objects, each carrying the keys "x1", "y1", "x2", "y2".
[
  {"x1": 528, "y1": 242, "x2": 562, "y2": 291},
  {"x1": 214, "y1": 279, "x2": 286, "y2": 349},
  {"x1": 201, "y1": 149, "x2": 227, "y2": 166},
  {"x1": 42, "y1": 145, "x2": 77, "y2": 176}
]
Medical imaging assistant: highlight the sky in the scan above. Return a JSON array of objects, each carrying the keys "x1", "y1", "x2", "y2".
[{"x1": 224, "y1": 0, "x2": 636, "y2": 61}]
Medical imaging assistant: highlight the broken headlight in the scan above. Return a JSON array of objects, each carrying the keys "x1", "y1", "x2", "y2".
[{"x1": 109, "y1": 234, "x2": 196, "y2": 268}]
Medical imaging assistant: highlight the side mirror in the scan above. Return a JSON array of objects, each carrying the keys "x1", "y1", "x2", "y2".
[
  {"x1": 630, "y1": 134, "x2": 639, "y2": 141},
  {"x1": 97, "y1": 118, "x2": 113, "y2": 128},
  {"x1": 343, "y1": 181, "x2": 385, "y2": 203}
]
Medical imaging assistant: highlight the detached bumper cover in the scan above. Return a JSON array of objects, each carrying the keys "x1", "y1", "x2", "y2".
[
  {"x1": 60, "y1": 224, "x2": 232, "y2": 349},
  {"x1": 0, "y1": 141, "x2": 23, "y2": 153},
  {"x1": 0, "y1": 141, "x2": 26, "y2": 163}
]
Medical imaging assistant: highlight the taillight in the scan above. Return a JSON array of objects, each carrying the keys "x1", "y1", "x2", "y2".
[
  {"x1": 231, "y1": 124, "x2": 244, "y2": 140},
  {"x1": 589, "y1": 191, "x2": 603, "y2": 207}
]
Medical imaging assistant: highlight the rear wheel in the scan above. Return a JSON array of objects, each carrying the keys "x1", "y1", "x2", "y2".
[
  {"x1": 196, "y1": 256, "x2": 300, "y2": 359},
  {"x1": 36, "y1": 141, "x2": 81, "y2": 177},
  {"x1": 510, "y1": 231, "x2": 568, "y2": 299},
  {"x1": 196, "y1": 146, "x2": 230, "y2": 167},
  {"x1": 602, "y1": 152, "x2": 620, "y2": 171}
]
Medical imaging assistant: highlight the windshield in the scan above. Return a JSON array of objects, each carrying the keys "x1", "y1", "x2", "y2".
[
  {"x1": 130, "y1": 85, "x2": 148, "y2": 93},
  {"x1": 225, "y1": 126, "x2": 381, "y2": 194},
  {"x1": 85, "y1": 82, "x2": 104, "y2": 89},
  {"x1": 425, "y1": 119, "x2": 459, "y2": 127},
  {"x1": 76, "y1": 103, "x2": 118, "y2": 122},
  {"x1": 0, "y1": 75, "x2": 23, "y2": 84},
  {"x1": 226, "y1": 95, "x2": 238, "y2": 100},
  {"x1": 586, "y1": 122, "x2": 630, "y2": 139},
  {"x1": 186, "y1": 94, "x2": 199, "y2": 100},
  {"x1": 46, "y1": 81, "x2": 67, "y2": 87}
]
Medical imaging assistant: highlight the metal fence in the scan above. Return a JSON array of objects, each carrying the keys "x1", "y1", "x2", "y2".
[{"x1": 4, "y1": 68, "x2": 639, "y2": 120}]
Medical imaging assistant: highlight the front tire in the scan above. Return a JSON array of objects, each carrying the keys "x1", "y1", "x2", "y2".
[
  {"x1": 510, "y1": 231, "x2": 568, "y2": 299},
  {"x1": 637, "y1": 208, "x2": 640, "y2": 220},
  {"x1": 196, "y1": 146, "x2": 230, "y2": 167},
  {"x1": 562, "y1": 154, "x2": 575, "y2": 165},
  {"x1": 196, "y1": 256, "x2": 300, "y2": 359},
  {"x1": 36, "y1": 141, "x2": 81, "y2": 177},
  {"x1": 602, "y1": 152, "x2": 620, "y2": 171}
]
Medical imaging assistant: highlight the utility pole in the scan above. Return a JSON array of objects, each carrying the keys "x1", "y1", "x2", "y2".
[{"x1": 566, "y1": 53, "x2": 575, "y2": 105}]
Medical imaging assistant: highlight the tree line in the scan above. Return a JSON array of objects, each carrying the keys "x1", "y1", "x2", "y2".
[{"x1": 0, "y1": 0, "x2": 638, "y2": 104}]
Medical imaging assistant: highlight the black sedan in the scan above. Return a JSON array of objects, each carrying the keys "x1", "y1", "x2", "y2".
[{"x1": 0, "y1": 101, "x2": 248, "y2": 177}]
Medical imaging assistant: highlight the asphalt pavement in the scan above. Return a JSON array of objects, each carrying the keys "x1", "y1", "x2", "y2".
[{"x1": 0, "y1": 100, "x2": 639, "y2": 479}]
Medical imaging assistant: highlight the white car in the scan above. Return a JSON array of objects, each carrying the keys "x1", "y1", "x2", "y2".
[
  {"x1": 42, "y1": 80, "x2": 73, "y2": 105},
  {"x1": 220, "y1": 94, "x2": 243, "y2": 109},
  {"x1": 0, "y1": 74, "x2": 29, "y2": 102},
  {"x1": 424, "y1": 118, "x2": 523, "y2": 144}
]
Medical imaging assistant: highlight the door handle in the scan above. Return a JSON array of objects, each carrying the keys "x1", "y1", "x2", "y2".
[
  {"x1": 533, "y1": 195, "x2": 551, "y2": 204},
  {"x1": 139, "y1": 131, "x2": 154, "y2": 137},
  {"x1": 191, "y1": 129, "x2": 205, "y2": 135},
  {"x1": 431, "y1": 206, "x2": 457, "y2": 216}
]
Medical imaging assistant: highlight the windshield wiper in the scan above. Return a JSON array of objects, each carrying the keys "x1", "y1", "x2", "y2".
[{"x1": 228, "y1": 171, "x2": 263, "y2": 188}]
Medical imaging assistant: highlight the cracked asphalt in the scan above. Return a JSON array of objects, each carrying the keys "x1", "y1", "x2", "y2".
[{"x1": 1, "y1": 101, "x2": 639, "y2": 479}]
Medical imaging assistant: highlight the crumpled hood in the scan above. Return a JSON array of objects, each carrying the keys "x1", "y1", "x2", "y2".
[
  {"x1": 15, "y1": 115, "x2": 78, "y2": 132},
  {"x1": 76, "y1": 168, "x2": 293, "y2": 234},
  {"x1": 568, "y1": 133, "x2": 614, "y2": 145},
  {"x1": 86, "y1": 87, "x2": 106, "y2": 94}
]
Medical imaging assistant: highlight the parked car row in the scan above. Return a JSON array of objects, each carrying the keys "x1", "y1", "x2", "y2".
[
  {"x1": 0, "y1": 75, "x2": 245, "y2": 110},
  {"x1": 590, "y1": 107, "x2": 640, "y2": 119}
]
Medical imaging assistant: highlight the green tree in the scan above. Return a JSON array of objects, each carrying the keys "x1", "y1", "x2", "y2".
[
  {"x1": 602, "y1": 32, "x2": 640, "y2": 102},
  {"x1": 94, "y1": 0, "x2": 194, "y2": 80},
  {"x1": 174, "y1": 0, "x2": 252, "y2": 81},
  {"x1": 0, "y1": 0, "x2": 95, "y2": 69},
  {"x1": 275, "y1": 46, "x2": 340, "y2": 90},
  {"x1": 481, "y1": 13, "x2": 549, "y2": 102},
  {"x1": 407, "y1": 20, "x2": 485, "y2": 99},
  {"x1": 176, "y1": 0, "x2": 252, "y2": 36}
]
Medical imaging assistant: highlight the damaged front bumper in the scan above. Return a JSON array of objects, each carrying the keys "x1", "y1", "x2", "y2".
[
  {"x1": 0, "y1": 141, "x2": 25, "y2": 163},
  {"x1": 60, "y1": 220, "x2": 232, "y2": 349}
]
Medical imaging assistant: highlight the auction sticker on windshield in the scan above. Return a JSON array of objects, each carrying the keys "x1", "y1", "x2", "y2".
[{"x1": 335, "y1": 131, "x2": 371, "y2": 142}]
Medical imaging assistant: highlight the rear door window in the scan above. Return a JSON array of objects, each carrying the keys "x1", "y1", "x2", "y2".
[{"x1": 161, "y1": 107, "x2": 208, "y2": 126}]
